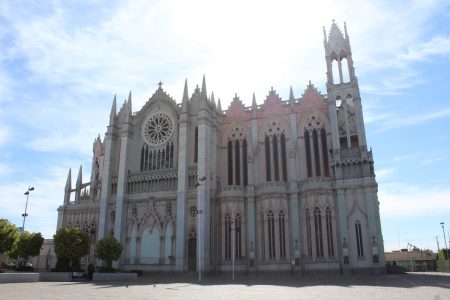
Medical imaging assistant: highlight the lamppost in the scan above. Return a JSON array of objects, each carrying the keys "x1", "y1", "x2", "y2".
[
  {"x1": 22, "y1": 187, "x2": 35, "y2": 234},
  {"x1": 195, "y1": 176, "x2": 206, "y2": 282},
  {"x1": 18, "y1": 186, "x2": 34, "y2": 266},
  {"x1": 229, "y1": 218, "x2": 240, "y2": 281},
  {"x1": 407, "y1": 243, "x2": 413, "y2": 272},
  {"x1": 440, "y1": 222, "x2": 449, "y2": 260}
]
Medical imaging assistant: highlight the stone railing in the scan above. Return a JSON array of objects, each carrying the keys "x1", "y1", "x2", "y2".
[{"x1": 127, "y1": 171, "x2": 177, "y2": 194}]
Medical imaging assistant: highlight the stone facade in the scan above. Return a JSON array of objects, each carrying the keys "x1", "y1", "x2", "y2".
[{"x1": 57, "y1": 21, "x2": 385, "y2": 274}]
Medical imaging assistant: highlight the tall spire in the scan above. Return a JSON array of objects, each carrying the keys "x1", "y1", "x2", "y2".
[
  {"x1": 110, "y1": 94, "x2": 117, "y2": 125},
  {"x1": 211, "y1": 91, "x2": 215, "y2": 106},
  {"x1": 201, "y1": 74, "x2": 207, "y2": 99},
  {"x1": 252, "y1": 92, "x2": 257, "y2": 108},
  {"x1": 65, "y1": 168, "x2": 72, "y2": 191},
  {"x1": 217, "y1": 98, "x2": 222, "y2": 113},
  {"x1": 289, "y1": 86, "x2": 295, "y2": 102},
  {"x1": 76, "y1": 165, "x2": 82, "y2": 188},
  {"x1": 64, "y1": 168, "x2": 72, "y2": 204},
  {"x1": 127, "y1": 90, "x2": 132, "y2": 115},
  {"x1": 183, "y1": 78, "x2": 189, "y2": 102}
]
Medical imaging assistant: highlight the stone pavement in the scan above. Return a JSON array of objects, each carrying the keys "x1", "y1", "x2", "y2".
[{"x1": 1, "y1": 272, "x2": 450, "y2": 300}]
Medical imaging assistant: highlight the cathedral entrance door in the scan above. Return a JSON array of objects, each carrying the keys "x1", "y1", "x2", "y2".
[{"x1": 188, "y1": 237, "x2": 197, "y2": 271}]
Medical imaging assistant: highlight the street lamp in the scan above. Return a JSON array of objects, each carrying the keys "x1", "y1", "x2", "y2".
[
  {"x1": 18, "y1": 186, "x2": 34, "y2": 266},
  {"x1": 440, "y1": 222, "x2": 449, "y2": 260},
  {"x1": 22, "y1": 187, "x2": 35, "y2": 234}
]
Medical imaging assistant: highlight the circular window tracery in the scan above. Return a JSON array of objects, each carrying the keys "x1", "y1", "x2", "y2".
[{"x1": 142, "y1": 112, "x2": 174, "y2": 146}]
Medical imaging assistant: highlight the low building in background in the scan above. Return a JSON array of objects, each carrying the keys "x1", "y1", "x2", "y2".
[{"x1": 385, "y1": 249, "x2": 436, "y2": 272}]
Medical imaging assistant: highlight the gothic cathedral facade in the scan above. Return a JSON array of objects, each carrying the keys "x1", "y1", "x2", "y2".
[{"x1": 57, "y1": 22, "x2": 385, "y2": 274}]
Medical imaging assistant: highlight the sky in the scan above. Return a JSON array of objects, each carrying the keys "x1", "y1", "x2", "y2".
[{"x1": 0, "y1": 0, "x2": 449, "y2": 253}]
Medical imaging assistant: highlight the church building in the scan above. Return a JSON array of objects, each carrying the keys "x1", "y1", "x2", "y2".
[{"x1": 57, "y1": 22, "x2": 385, "y2": 275}]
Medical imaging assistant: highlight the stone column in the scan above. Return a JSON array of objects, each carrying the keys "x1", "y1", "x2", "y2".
[
  {"x1": 197, "y1": 109, "x2": 211, "y2": 271},
  {"x1": 98, "y1": 125, "x2": 117, "y2": 241},
  {"x1": 175, "y1": 112, "x2": 189, "y2": 272},
  {"x1": 113, "y1": 122, "x2": 133, "y2": 268}
]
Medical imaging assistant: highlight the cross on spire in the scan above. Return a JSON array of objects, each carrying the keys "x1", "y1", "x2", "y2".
[{"x1": 158, "y1": 81, "x2": 163, "y2": 89}]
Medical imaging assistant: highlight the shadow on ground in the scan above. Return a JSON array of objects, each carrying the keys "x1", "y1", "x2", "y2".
[{"x1": 56, "y1": 271, "x2": 450, "y2": 290}]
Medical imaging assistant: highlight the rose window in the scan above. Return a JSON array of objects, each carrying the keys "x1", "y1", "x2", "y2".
[{"x1": 142, "y1": 113, "x2": 174, "y2": 146}]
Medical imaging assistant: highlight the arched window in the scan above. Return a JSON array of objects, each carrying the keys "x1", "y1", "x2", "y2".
[
  {"x1": 355, "y1": 221, "x2": 364, "y2": 257},
  {"x1": 305, "y1": 130, "x2": 312, "y2": 177},
  {"x1": 194, "y1": 127, "x2": 198, "y2": 163},
  {"x1": 235, "y1": 214, "x2": 242, "y2": 259},
  {"x1": 280, "y1": 133, "x2": 287, "y2": 182},
  {"x1": 235, "y1": 140, "x2": 240, "y2": 185},
  {"x1": 228, "y1": 141, "x2": 233, "y2": 185},
  {"x1": 225, "y1": 213, "x2": 231, "y2": 260},
  {"x1": 332, "y1": 58, "x2": 340, "y2": 84},
  {"x1": 325, "y1": 207, "x2": 334, "y2": 257},
  {"x1": 140, "y1": 146, "x2": 145, "y2": 171},
  {"x1": 321, "y1": 128, "x2": 329, "y2": 177},
  {"x1": 242, "y1": 139, "x2": 248, "y2": 186},
  {"x1": 279, "y1": 211, "x2": 286, "y2": 259},
  {"x1": 313, "y1": 129, "x2": 321, "y2": 176},
  {"x1": 260, "y1": 211, "x2": 265, "y2": 259},
  {"x1": 268, "y1": 211, "x2": 275, "y2": 259},
  {"x1": 341, "y1": 57, "x2": 350, "y2": 82},
  {"x1": 306, "y1": 209, "x2": 312, "y2": 257},
  {"x1": 273, "y1": 135, "x2": 279, "y2": 181},
  {"x1": 265, "y1": 135, "x2": 271, "y2": 181},
  {"x1": 314, "y1": 207, "x2": 324, "y2": 258}
]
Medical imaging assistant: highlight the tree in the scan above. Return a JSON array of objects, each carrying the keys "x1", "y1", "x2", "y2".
[
  {"x1": 96, "y1": 236, "x2": 123, "y2": 270},
  {"x1": 0, "y1": 219, "x2": 19, "y2": 254},
  {"x1": 17, "y1": 232, "x2": 44, "y2": 261},
  {"x1": 53, "y1": 227, "x2": 89, "y2": 271}
]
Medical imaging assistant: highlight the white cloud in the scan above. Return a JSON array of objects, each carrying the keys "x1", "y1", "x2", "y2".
[
  {"x1": 376, "y1": 168, "x2": 396, "y2": 180},
  {"x1": 373, "y1": 107, "x2": 450, "y2": 132},
  {"x1": 379, "y1": 185, "x2": 450, "y2": 218}
]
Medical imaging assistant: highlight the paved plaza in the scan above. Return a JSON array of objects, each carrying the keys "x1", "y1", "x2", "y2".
[{"x1": 1, "y1": 272, "x2": 450, "y2": 300}]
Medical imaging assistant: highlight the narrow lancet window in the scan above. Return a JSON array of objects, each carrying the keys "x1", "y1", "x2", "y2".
[
  {"x1": 228, "y1": 140, "x2": 233, "y2": 185},
  {"x1": 280, "y1": 133, "x2": 287, "y2": 182},
  {"x1": 305, "y1": 130, "x2": 312, "y2": 177},
  {"x1": 265, "y1": 135, "x2": 271, "y2": 181},
  {"x1": 313, "y1": 129, "x2": 321, "y2": 176},
  {"x1": 242, "y1": 139, "x2": 248, "y2": 186},
  {"x1": 235, "y1": 140, "x2": 240, "y2": 185}
]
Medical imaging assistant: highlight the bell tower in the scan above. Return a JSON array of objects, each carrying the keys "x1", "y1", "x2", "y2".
[{"x1": 324, "y1": 21, "x2": 367, "y2": 152}]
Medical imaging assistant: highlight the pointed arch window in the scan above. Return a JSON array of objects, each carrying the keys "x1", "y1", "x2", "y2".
[
  {"x1": 225, "y1": 213, "x2": 231, "y2": 260},
  {"x1": 305, "y1": 130, "x2": 312, "y2": 177},
  {"x1": 325, "y1": 207, "x2": 334, "y2": 257},
  {"x1": 235, "y1": 214, "x2": 242, "y2": 259},
  {"x1": 314, "y1": 207, "x2": 324, "y2": 258},
  {"x1": 265, "y1": 135, "x2": 271, "y2": 181},
  {"x1": 355, "y1": 221, "x2": 364, "y2": 257},
  {"x1": 279, "y1": 211, "x2": 286, "y2": 259},
  {"x1": 306, "y1": 209, "x2": 312, "y2": 257},
  {"x1": 194, "y1": 126, "x2": 198, "y2": 163},
  {"x1": 227, "y1": 141, "x2": 233, "y2": 185},
  {"x1": 268, "y1": 211, "x2": 275, "y2": 259},
  {"x1": 321, "y1": 128, "x2": 330, "y2": 177},
  {"x1": 280, "y1": 133, "x2": 288, "y2": 182},
  {"x1": 260, "y1": 211, "x2": 265, "y2": 259},
  {"x1": 273, "y1": 135, "x2": 279, "y2": 181},
  {"x1": 242, "y1": 139, "x2": 248, "y2": 186},
  {"x1": 312, "y1": 129, "x2": 321, "y2": 176},
  {"x1": 235, "y1": 140, "x2": 241, "y2": 185}
]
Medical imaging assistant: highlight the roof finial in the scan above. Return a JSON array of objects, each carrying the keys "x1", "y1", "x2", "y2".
[
  {"x1": 183, "y1": 78, "x2": 189, "y2": 102},
  {"x1": 110, "y1": 94, "x2": 117, "y2": 124},
  {"x1": 158, "y1": 81, "x2": 163, "y2": 90},
  {"x1": 217, "y1": 98, "x2": 222, "y2": 113},
  {"x1": 252, "y1": 92, "x2": 257, "y2": 108},
  {"x1": 201, "y1": 74, "x2": 207, "y2": 99},
  {"x1": 289, "y1": 86, "x2": 295, "y2": 102}
]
